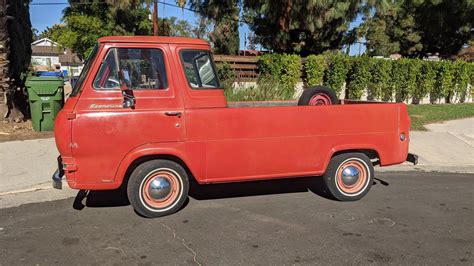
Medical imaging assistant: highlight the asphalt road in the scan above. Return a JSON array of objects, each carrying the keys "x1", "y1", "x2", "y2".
[{"x1": 0, "y1": 171, "x2": 472, "y2": 265}]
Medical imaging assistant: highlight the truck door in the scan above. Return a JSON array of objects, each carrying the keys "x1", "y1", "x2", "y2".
[{"x1": 71, "y1": 44, "x2": 184, "y2": 184}]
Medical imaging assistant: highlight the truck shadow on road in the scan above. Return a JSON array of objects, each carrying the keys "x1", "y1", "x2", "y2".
[
  {"x1": 189, "y1": 176, "x2": 331, "y2": 200},
  {"x1": 72, "y1": 176, "x2": 390, "y2": 210}
]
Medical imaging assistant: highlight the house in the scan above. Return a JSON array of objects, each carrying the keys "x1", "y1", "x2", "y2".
[{"x1": 31, "y1": 38, "x2": 83, "y2": 77}]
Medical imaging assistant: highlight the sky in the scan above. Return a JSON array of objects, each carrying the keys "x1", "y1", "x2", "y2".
[{"x1": 29, "y1": 0, "x2": 365, "y2": 55}]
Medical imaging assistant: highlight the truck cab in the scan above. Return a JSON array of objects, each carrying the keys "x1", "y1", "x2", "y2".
[{"x1": 53, "y1": 36, "x2": 416, "y2": 218}]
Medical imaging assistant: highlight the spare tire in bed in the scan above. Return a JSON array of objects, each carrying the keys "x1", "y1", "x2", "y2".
[{"x1": 298, "y1": 86, "x2": 338, "y2": 106}]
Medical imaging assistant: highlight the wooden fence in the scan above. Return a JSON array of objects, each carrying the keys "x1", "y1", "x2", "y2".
[
  {"x1": 213, "y1": 55, "x2": 259, "y2": 82},
  {"x1": 213, "y1": 55, "x2": 307, "y2": 82}
]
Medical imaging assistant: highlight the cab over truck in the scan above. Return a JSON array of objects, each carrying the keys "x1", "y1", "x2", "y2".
[{"x1": 53, "y1": 36, "x2": 417, "y2": 218}]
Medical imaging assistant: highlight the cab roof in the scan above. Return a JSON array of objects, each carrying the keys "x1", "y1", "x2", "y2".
[{"x1": 98, "y1": 36, "x2": 209, "y2": 46}]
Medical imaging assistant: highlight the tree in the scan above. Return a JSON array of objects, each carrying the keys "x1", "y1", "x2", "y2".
[
  {"x1": 158, "y1": 16, "x2": 195, "y2": 37},
  {"x1": 0, "y1": 0, "x2": 32, "y2": 122},
  {"x1": 361, "y1": 0, "x2": 473, "y2": 58},
  {"x1": 192, "y1": 15, "x2": 211, "y2": 40},
  {"x1": 360, "y1": 2, "x2": 421, "y2": 57},
  {"x1": 246, "y1": 31, "x2": 258, "y2": 50},
  {"x1": 51, "y1": 0, "x2": 153, "y2": 59},
  {"x1": 189, "y1": 0, "x2": 240, "y2": 55},
  {"x1": 243, "y1": 0, "x2": 363, "y2": 55}
]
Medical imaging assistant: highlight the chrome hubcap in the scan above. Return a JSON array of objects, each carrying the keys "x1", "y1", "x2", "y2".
[
  {"x1": 147, "y1": 176, "x2": 172, "y2": 200},
  {"x1": 341, "y1": 166, "x2": 360, "y2": 186}
]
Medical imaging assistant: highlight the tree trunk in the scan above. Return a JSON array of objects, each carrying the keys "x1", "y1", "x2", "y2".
[
  {"x1": 0, "y1": 0, "x2": 26, "y2": 123},
  {"x1": 0, "y1": 0, "x2": 10, "y2": 121}
]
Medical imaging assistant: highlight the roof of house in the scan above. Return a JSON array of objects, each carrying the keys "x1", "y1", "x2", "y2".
[
  {"x1": 31, "y1": 38, "x2": 61, "y2": 47},
  {"x1": 98, "y1": 36, "x2": 210, "y2": 46},
  {"x1": 59, "y1": 49, "x2": 82, "y2": 65},
  {"x1": 31, "y1": 45, "x2": 64, "y2": 56}
]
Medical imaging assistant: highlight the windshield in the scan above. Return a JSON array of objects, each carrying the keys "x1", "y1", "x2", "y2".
[{"x1": 70, "y1": 44, "x2": 99, "y2": 97}]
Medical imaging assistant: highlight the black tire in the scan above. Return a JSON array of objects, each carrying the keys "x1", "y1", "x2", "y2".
[
  {"x1": 323, "y1": 153, "x2": 374, "y2": 201},
  {"x1": 298, "y1": 86, "x2": 338, "y2": 106},
  {"x1": 127, "y1": 159, "x2": 189, "y2": 218}
]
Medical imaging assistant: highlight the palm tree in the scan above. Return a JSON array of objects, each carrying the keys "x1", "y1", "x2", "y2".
[
  {"x1": 0, "y1": 0, "x2": 12, "y2": 121},
  {"x1": 0, "y1": 0, "x2": 31, "y2": 123}
]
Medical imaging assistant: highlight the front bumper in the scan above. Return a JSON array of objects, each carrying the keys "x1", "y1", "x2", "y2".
[
  {"x1": 406, "y1": 153, "x2": 418, "y2": 165},
  {"x1": 52, "y1": 156, "x2": 64, "y2": 189}
]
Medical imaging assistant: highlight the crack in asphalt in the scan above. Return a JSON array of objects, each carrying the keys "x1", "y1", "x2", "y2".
[{"x1": 160, "y1": 223, "x2": 202, "y2": 266}]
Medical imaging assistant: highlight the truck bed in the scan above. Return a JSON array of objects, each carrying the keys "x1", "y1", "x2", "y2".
[{"x1": 227, "y1": 100, "x2": 394, "y2": 108}]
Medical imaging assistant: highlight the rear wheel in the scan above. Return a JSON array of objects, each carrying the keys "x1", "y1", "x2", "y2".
[
  {"x1": 127, "y1": 160, "x2": 189, "y2": 218},
  {"x1": 298, "y1": 86, "x2": 338, "y2": 106},
  {"x1": 323, "y1": 153, "x2": 374, "y2": 201}
]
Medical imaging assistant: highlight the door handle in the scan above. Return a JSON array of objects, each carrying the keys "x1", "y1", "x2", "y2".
[{"x1": 164, "y1": 111, "x2": 182, "y2": 117}]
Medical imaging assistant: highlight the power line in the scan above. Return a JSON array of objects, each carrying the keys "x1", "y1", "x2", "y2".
[
  {"x1": 30, "y1": 2, "x2": 106, "y2": 5},
  {"x1": 30, "y1": 1, "x2": 246, "y2": 23}
]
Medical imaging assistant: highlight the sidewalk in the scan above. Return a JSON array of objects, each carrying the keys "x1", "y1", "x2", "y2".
[
  {"x1": 0, "y1": 138, "x2": 77, "y2": 208},
  {"x1": 1, "y1": 118, "x2": 473, "y2": 207},
  {"x1": 379, "y1": 118, "x2": 474, "y2": 173}
]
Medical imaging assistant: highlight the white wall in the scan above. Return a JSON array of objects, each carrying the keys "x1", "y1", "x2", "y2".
[
  {"x1": 60, "y1": 65, "x2": 84, "y2": 77},
  {"x1": 32, "y1": 56, "x2": 60, "y2": 68}
]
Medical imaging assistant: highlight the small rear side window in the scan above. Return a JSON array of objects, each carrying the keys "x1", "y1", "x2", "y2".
[
  {"x1": 180, "y1": 50, "x2": 220, "y2": 89},
  {"x1": 93, "y1": 48, "x2": 168, "y2": 90}
]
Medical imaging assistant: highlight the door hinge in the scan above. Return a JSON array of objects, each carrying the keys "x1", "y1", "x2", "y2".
[{"x1": 66, "y1": 112, "x2": 76, "y2": 120}]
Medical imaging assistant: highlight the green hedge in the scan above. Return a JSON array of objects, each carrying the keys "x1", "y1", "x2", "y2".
[
  {"x1": 218, "y1": 53, "x2": 473, "y2": 103},
  {"x1": 309, "y1": 55, "x2": 473, "y2": 103},
  {"x1": 304, "y1": 54, "x2": 326, "y2": 87},
  {"x1": 258, "y1": 53, "x2": 302, "y2": 99}
]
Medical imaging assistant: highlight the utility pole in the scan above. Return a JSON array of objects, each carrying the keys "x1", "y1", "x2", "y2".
[{"x1": 153, "y1": 0, "x2": 159, "y2": 36}]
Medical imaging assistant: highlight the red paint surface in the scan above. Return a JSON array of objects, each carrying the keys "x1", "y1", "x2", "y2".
[{"x1": 54, "y1": 36, "x2": 411, "y2": 190}]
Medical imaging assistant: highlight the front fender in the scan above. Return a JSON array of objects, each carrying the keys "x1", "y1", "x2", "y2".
[{"x1": 113, "y1": 142, "x2": 202, "y2": 185}]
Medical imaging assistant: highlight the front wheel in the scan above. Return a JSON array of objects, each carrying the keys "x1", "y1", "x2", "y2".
[
  {"x1": 127, "y1": 160, "x2": 189, "y2": 218},
  {"x1": 323, "y1": 153, "x2": 374, "y2": 201}
]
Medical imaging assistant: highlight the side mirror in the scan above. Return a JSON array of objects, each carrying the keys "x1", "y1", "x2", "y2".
[{"x1": 118, "y1": 70, "x2": 135, "y2": 109}]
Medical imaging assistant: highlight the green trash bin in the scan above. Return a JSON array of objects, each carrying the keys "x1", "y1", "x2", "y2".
[{"x1": 25, "y1": 76, "x2": 64, "y2": 131}]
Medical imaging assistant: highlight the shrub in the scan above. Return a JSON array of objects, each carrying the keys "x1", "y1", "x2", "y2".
[
  {"x1": 324, "y1": 53, "x2": 349, "y2": 97},
  {"x1": 224, "y1": 77, "x2": 292, "y2": 102},
  {"x1": 346, "y1": 56, "x2": 371, "y2": 99},
  {"x1": 453, "y1": 60, "x2": 470, "y2": 103},
  {"x1": 216, "y1": 61, "x2": 236, "y2": 91},
  {"x1": 415, "y1": 61, "x2": 437, "y2": 104},
  {"x1": 392, "y1": 59, "x2": 410, "y2": 102},
  {"x1": 438, "y1": 61, "x2": 455, "y2": 103},
  {"x1": 216, "y1": 61, "x2": 236, "y2": 82},
  {"x1": 368, "y1": 58, "x2": 392, "y2": 101},
  {"x1": 304, "y1": 54, "x2": 327, "y2": 87},
  {"x1": 258, "y1": 53, "x2": 301, "y2": 97},
  {"x1": 407, "y1": 58, "x2": 422, "y2": 104}
]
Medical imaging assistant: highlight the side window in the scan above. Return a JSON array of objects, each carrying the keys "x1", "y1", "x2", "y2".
[
  {"x1": 181, "y1": 50, "x2": 220, "y2": 89},
  {"x1": 93, "y1": 48, "x2": 168, "y2": 90},
  {"x1": 93, "y1": 50, "x2": 119, "y2": 89}
]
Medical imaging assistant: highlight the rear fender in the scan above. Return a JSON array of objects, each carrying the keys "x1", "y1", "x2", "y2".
[{"x1": 322, "y1": 144, "x2": 381, "y2": 173}]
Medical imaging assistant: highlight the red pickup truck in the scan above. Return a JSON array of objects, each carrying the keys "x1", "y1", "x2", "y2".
[{"x1": 53, "y1": 36, "x2": 417, "y2": 218}]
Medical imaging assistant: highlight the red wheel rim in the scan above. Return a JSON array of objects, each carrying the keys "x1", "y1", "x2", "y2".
[
  {"x1": 141, "y1": 170, "x2": 180, "y2": 209},
  {"x1": 336, "y1": 160, "x2": 368, "y2": 194},
  {"x1": 309, "y1": 93, "x2": 332, "y2": 106}
]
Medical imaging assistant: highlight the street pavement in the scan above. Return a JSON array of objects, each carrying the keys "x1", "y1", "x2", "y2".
[{"x1": 0, "y1": 172, "x2": 472, "y2": 265}]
